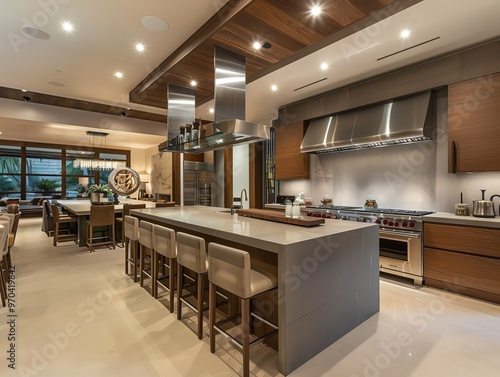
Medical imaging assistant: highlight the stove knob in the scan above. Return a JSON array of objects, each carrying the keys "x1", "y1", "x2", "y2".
[
  {"x1": 409, "y1": 222, "x2": 416, "y2": 228},
  {"x1": 321, "y1": 213, "x2": 327, "y2": 218},
  {"x1": 375, "y1": 219, "x2": 381, "y2": 224},
  {"x1": 394, "y1": 222, "x2": 400, "y2": 227},
  {"x1": 326, "y1": 214, "x2": 332, "y2": 219},
  {"x1": 388, "y1": 221, "x2": 394, "y2": 226},
  {"x1": 402, "y1": 221, "x2": 408, "y2": 227},
  {"x1": 383, "y1": 220, "x2": 388, "y2": 225}
]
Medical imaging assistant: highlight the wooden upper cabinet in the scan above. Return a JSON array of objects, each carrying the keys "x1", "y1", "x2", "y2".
[
  {"x1": 448, "y1": 72, "x2": 500, "y2": 172},
  {"x1": 275, "y1": 121, "x2": 310, "y2": 180}
]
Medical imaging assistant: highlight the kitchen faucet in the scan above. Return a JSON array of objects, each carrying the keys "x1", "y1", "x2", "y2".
[
  {"x1": 240, "y1": 188, "x2": 248, "y2": 209},
  {"x1": 489, "y1": 194, "x2": 500, "y2": 216}
]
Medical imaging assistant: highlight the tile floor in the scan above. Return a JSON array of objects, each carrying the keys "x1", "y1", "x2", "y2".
[{"x1": 1, "y1": 218, "x2": 499, "y2": 377}]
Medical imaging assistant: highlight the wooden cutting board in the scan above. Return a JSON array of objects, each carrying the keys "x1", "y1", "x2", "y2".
[{"x1": 235, "y1": 208, "x2": 325, "y2": 227}]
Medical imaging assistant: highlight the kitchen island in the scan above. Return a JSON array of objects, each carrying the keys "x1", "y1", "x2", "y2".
[{"x1": 131, "y1": 206, "x2": 379, "y2": 375}]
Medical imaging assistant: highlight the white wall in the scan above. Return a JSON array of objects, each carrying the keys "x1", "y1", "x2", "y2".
[
  {"x1": 232, "y1": 144, "x2": 250, "y2": 208},
  {"x1": 280, "y1": 94, "x2": 500, "y2": 212}
]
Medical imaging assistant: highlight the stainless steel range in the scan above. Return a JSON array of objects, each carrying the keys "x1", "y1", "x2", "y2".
[{"x1": 303, "y1": 206, "x2": 434, "y2": 285}]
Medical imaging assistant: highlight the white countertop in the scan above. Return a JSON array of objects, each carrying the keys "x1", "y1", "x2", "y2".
[
  {"x1": 56, "y1": 198, "x2": 156, "y2": 215},
  {"x1": 424, "y1": 212, "x2": 500, "y2": 229},
  {"x1": 132, "y1": 205, "x2": 377, "y2": 251}
]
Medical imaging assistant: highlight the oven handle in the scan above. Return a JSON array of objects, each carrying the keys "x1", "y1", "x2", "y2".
[{"x1": 379, "y1": 230, "x2": 421, "y2": 240}]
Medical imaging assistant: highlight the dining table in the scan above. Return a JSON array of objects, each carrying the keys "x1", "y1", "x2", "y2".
[{"x1": 54, "y1": 198, "x2": 156, "y2": 247}]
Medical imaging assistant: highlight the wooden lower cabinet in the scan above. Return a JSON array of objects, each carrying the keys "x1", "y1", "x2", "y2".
[{"x1": 424, "y1": 222, "x2": 500, "y2": 304}]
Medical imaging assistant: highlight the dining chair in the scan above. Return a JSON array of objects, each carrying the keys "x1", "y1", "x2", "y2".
[
  {"x1": 50, "y1": 202, "x2": 78, "y2": 246},
  {"x1": 86, "y1": 204, "x2": 116, "y2": 252}
]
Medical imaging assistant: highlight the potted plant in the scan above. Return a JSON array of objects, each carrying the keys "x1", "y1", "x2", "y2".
[
  {"x1": 34, "y1": 178, "x2": 59, "y2": 195},
  {"x1": 87, "y1": 184, "x2": 114, "y2": 203}
]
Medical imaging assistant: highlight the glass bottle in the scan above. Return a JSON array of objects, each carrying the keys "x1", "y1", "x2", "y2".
[{"x1": 285, "y1": 199, "x2": 292, "y2": 218}]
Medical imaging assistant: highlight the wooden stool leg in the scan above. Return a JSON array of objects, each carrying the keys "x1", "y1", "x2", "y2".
[
  {"x1": 242, "y1": 298, "x2": 250, "y2": 377},
  {"x1": 152, "y1": 250, "x2": 157, "y2": 298},
  {"x1": 133, "y1": 241, "x2": 138, "y2": 283},
  {"x1": 53, "y1": 224, "x2": 58, "y2": 246},
  {"x1": 197, "y1": 272, "x2": 204, "y2": 339},
  {"x1": 176, "y1": 264, "x2": 183, "y2": 320},
  {"x1": 168, "y1": 258, "x2": 175, "y2": 313},
  {"x1": 139, "y1": 244, "x2": 144, "y2": 287},
  {"x1": 209, "y1": 281, "x2": 216, "y2": 353},
  {"x1": 124, "y1": 237, "x2": 129, "y2": 274}
]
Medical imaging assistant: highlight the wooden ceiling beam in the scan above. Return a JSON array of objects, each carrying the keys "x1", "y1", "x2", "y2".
[{"x1": 129, "y1": 0, "x2": 254, "y2": 104}]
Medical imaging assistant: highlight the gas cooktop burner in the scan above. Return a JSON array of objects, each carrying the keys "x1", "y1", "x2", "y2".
[
  {"x1": 306, "y1": 205, "x2": 362, "y2": 210},
  {"x1": 359, "y1": 208, "x2": 434, "y2": 216}
]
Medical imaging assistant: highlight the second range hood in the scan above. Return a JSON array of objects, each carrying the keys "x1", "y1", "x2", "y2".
[
  {"x1": 159, "y1": 46, "x2": 269, "y2": 154},
  {"x1": 300, "y1": 91, "x2": 436, "y2": 154}
]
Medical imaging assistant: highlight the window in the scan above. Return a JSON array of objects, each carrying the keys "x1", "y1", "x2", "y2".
[{"x1": 0, "y1": 145, "x2": 21, "y2": 198}]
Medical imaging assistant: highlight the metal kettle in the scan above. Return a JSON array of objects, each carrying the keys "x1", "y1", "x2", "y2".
[{"x1": 472, "y1": 189, "x2": 495, "y2": 218}]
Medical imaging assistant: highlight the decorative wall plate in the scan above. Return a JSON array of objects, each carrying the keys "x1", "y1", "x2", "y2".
[{"x1": 108, "y1": 167, "x2": 141, "y2": 196}]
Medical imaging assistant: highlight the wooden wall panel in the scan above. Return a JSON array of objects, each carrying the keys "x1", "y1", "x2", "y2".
[{"x1": 275, "y1": 121, "x2": 309, "y2": 180}]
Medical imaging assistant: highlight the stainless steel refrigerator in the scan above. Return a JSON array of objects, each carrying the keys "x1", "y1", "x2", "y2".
[{"x1": 183, "y1": 161, "x2": 216, "y2": 206}]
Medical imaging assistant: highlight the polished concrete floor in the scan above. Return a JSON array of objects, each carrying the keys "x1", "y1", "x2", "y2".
[{"x1": 1, "y1": 217, "x2": 499, "y2": 377}]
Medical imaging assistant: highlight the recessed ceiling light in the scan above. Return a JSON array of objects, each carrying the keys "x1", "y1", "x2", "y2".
[
  {"x1": 209, "y1": 108, "x2": 214, "y2": 114},
  {"x1": 320, "y1": 62, "x2": 329, "y2": 70},
  {"x1": 311, "y1": 5, "x2": 322, "y2": 16},
  {"x1": 271, "y1": 85, "x2": 278, "y2": 92},
  {"x1": 114, "y1": 72, "x2": 123, "y2": 78},
  {"x1": 401, "y1": 29, "x2": 411, "y2": 38},
  {"x1": 190, "y1": 80, "x2": 197, "y2": 87},
  {"x1": 62, "y1": 22, "x2": 73, "y2": 32},
  {"x1": 135, "y1": 43, "x2": 145, "y2": 52},
  {"x1": 21, "y1": 89, "x2": 27, "y2": 92},
  {"x1": 141, "y1": 16, "x2": 169, "y2": 32},
  {"x1": 253, "y1": 41, "x2": 262, "y2": 49}
]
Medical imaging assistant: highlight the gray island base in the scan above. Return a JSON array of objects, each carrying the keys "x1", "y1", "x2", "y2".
[{"x1": 131, "y1": 206, "x2": 380, "y2": 375}]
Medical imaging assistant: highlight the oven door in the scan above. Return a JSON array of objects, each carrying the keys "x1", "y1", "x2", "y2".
[{"x1": 379, "y1": 230, "x2": 423, "y2": 284}]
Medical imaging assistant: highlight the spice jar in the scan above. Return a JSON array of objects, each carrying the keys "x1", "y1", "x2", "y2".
[{"x1": 364, "y1": 195, "x2": 378, "y2": 209}]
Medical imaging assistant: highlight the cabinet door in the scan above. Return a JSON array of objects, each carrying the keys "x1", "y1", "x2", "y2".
[
  {"x1": 448, "y1": 72, "x2": 500, "y2": 172},
  {"x1": 424, "y1": 222, "x2": 500, "y2": 258},
  {"x1": 424, "y1": 247, "x2": 500, "y2": 303},
  {"x1": 275, "y1": 121, "x2": 310, "y2": 180}
]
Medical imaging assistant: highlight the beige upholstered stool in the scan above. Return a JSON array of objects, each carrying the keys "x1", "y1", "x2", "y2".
[
  {"x1": 123, "y1": 215, "x2": 140, "y2": 282},
  {"x1": 139, "y1": 220, "x2": 154, "y2": 290},
  {"x1": 208, "y1": 243, "x2": 278, "y2": 377},
  {"x1": 152, "y1": 224, "x2": 176, "y2": 312},
  {"x1": 176, "y1": 232, "x2": 208, "y2": 339},
  {"x1": 116, "y1": 203, "x2": 145, "y2": 246}
]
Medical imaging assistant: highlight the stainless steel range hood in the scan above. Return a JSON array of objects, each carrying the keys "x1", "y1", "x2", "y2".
[
  {"x1": 159, "y1": 46, "x2": 269, "y2": 154},
  {"x1": 300, "y1": 91, "x2": 436, "y2": 154}
]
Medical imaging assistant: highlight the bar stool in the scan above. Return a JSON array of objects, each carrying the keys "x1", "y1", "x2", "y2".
[
  {"x1": 123, "y1": 215, "x2": 140, "y2": 282},
  {"x1": 208, "y1": 243, "x2": 278, "y2": 377},
  {"x1": 139, "y1": 220, "x2": 154, "y2": 290},
  {"x1": 152, "y1": 224, "x2": 176, "y2": 312},
  {"x1": 176, "y1": 232, "x2": 208, "y2": 339},
  {"x1": 116, "y1": 203, "x2": 145, "y2": 246},
  {"x1": 86, "y1": 204, "x2": 116, "y2": 252}
]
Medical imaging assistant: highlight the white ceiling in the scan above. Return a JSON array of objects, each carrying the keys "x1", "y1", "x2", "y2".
[{"x1": 1, "y1": 0, "x2": 499, "y2": 149}]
